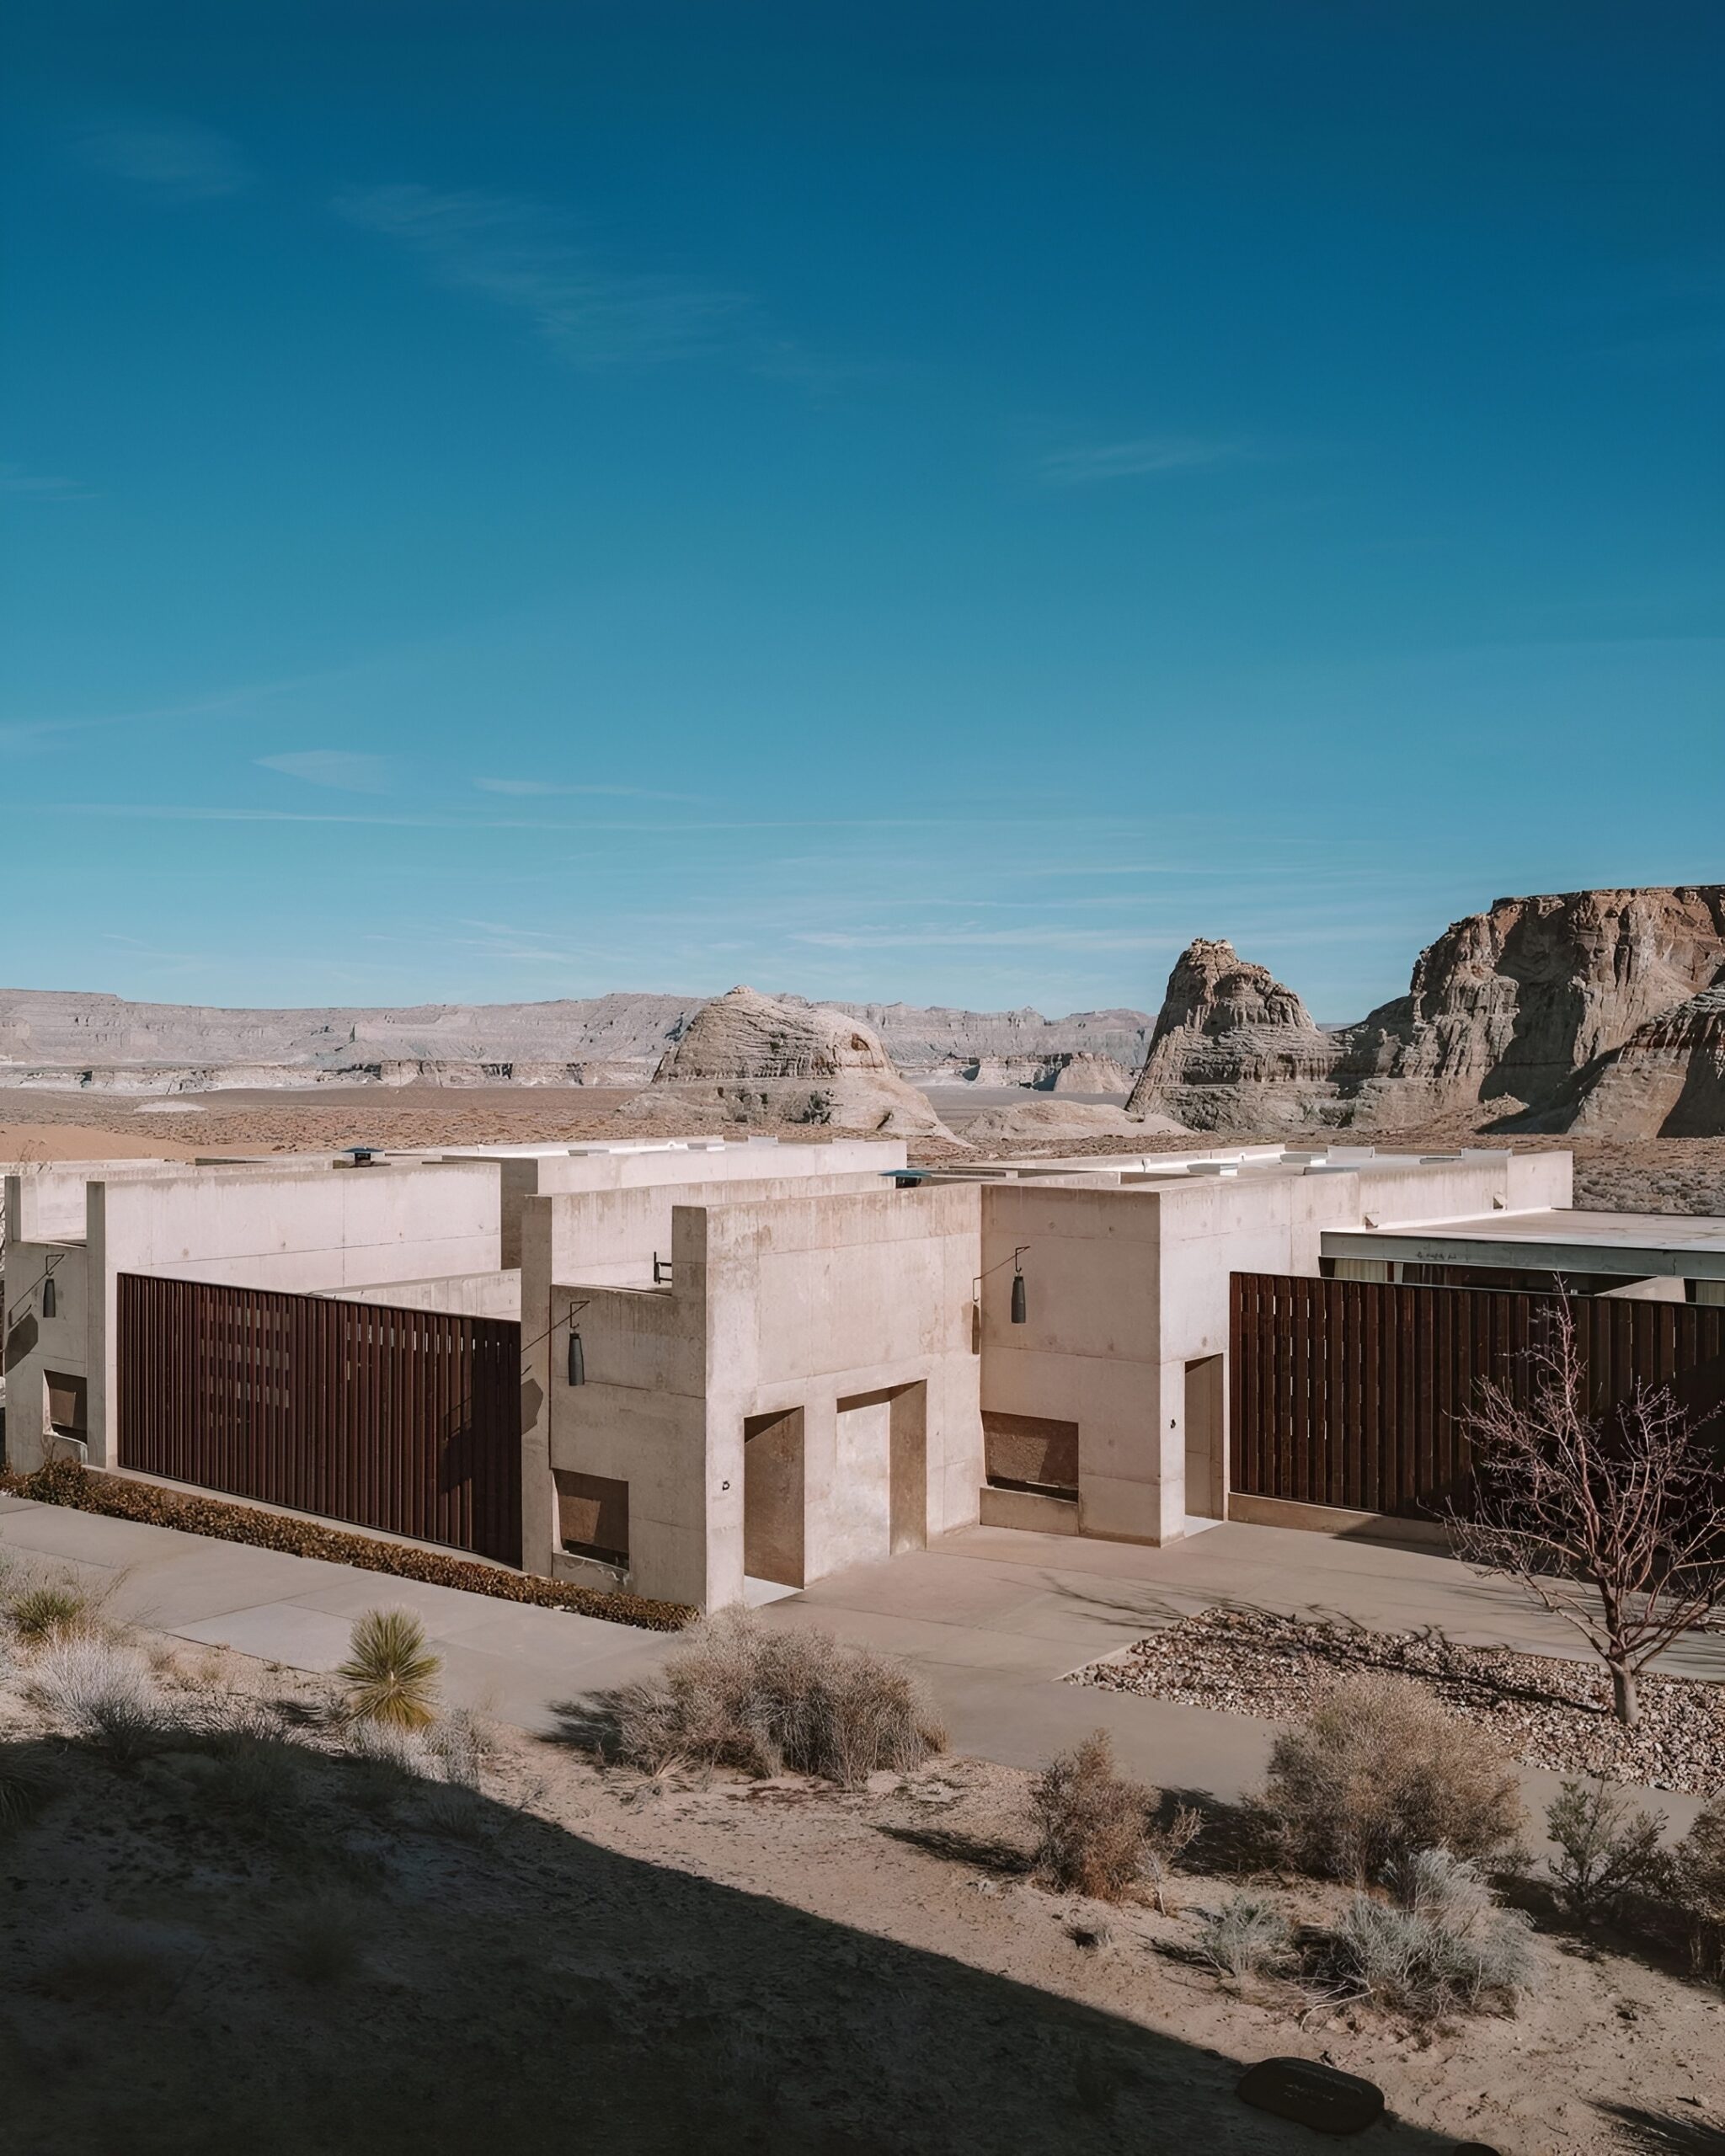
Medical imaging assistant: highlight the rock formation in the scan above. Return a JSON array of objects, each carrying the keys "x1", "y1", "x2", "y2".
[
  {"x1": 1125, "y1": 888, "x2": 1725, "y2": 1137},
  {"x1": 0, "y1": 986, "x2": 1151, "y2": 1093},
  {"x1": 1567, "y1": 983, "x2": 1725, "y2": 1138},
  {"x1": 921, "y1": 1049, "x2": 1132, "y2": 1092},
  {"x1": 959, "y1": 1099, "x2": 1188, "y2": 1144},
  {"x1": 1332, "y1": 887, "x2": 1725, "y2": 1123},
  {"x1": 1124, "y1": 940, "x2": 1343, "y2": 1132},
  {"x1": 638, "y1": 985, "x2": 951, "y2": 1137}
]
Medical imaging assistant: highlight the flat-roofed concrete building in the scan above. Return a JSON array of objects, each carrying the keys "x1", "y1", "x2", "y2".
[{"x1": 14, "y1": 1129, "x2": 1724, "y2": 1618}]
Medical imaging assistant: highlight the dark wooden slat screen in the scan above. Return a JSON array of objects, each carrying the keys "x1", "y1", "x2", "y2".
[
  {"x1": 1229, "y1": 1273, "x2": 1725, "y2": 1520},
  {"x1": 117, "y1": 1274, "x2": 522, "y2": 1564}
]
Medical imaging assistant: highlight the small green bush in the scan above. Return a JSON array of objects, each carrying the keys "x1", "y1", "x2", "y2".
[
  {"x1": 1672, "y1": 1793, "x2": 1725, "y2": 1984},
  {"x1": 1546, "y1": 1779, "x2": 1669, "y2": 1922},
  {"x1": 6, "y1": 1583, "x2": 93, "y2": 1645},
  {"x1": 336, "y1": 1609, "x2": 441, "y2": 1731},
  {"x1": 1030, "y1": 1732, "x2": 1152, "y2": 1901},
  {"x1": 1256, "y1": 1674, "x2": 1524, "y2": 1883}
]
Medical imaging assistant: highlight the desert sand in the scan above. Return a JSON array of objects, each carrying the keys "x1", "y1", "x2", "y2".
[{"x1": 1, "y1": 1626, "x2": 1718, "y2": 2156}]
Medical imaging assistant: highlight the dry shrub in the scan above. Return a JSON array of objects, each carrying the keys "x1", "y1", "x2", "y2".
[
  {"x1": 24, "y1": 1636, "x2": 179, "y2": 1764},
  {"x1": 1672, "y1": 1792, "x2": 1725, "y2": 1983},
  {"x1": 412, "y1": 1782, "x2": 498, "y2": 1844},
  {"x1": 8, "y1": 1458, "x2": 694, "y2": 1632},
  {"x1": 339, "y1": 1716, "x2": 432, "y2": 1812},
  {"x1": 610, "y1": 1608, "x2": 943, "y2": 1787},
  {"x1": 337, "y1": 1609, "x2": 441, "y2": 1731},
  {"x1": 6, "y1": 1583, "x2": 93, "y2": 1645},
  {"x1": 1256, "y1": 1674, "x2": 1524, "y2": 1882},
  {"x1": 1546, "y1": 1778, "x2": 1669, "y2": 1922},
  {"x1": 201, "y1": 1737, "x2": 307, "y2": 1837},
  {"x1": 1316, "y1": 1850, "x2": 1537, "y2": 2020},
  {"x1": 0, "y1": 1742, "x2": 57, "y2": 1833},
  {"x1": 1196, "y1": 1892, "x2": 1293, "y2": 1983},
  {"x1": 1030, "y1": 1731, "x2": 1151, "y2": 1900},
  {"x1": 425, "y1": 1706, "x2": 493, "y2": 1790}
]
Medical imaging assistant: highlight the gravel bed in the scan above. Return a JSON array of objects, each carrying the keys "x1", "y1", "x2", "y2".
[{"x1": 1070, "y1": 1605, "x2": 1725, "y2": 1795}]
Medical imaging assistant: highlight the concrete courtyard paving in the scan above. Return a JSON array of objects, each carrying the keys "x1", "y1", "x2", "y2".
[{"x1": 3, "y1": 1494, "x2": 1717, "y2": 1833}]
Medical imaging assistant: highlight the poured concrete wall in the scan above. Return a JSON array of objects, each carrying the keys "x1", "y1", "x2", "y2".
[
  {"x1": 980, "y1": 1147, "x2": 1574, "y2": 1545},
  {"x1": 524, "y1": 1181, "x2": 980, "y2": 1608},
  {"x1": 2, "y1": 1240, "x2": 91, "y2": 1473},
  {"x1": 434, "y1": 1136, "x2": 904, "y2": 1267},
  {"x1": 321, "y1": 1269, "x2": 521, "y2": 1320}
]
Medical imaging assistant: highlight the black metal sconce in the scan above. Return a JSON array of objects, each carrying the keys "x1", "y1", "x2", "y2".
[
  {"x1": 567, "y1": 1328, "x2": 585, "y2": 1385},
  {"x1": 40, "y1": 1274, "x2": 56, "y2": 1319},
  {"x1": 972, "y1": 1244, "x2": 1031, "y2": 1334}
]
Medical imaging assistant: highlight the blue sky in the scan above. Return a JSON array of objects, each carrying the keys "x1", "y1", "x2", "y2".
[{"x1": 3, "y1": 3, "x2": 1721, "y2": 1022}]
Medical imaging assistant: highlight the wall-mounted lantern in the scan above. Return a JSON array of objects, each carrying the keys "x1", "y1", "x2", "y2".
[
  {"x1": 40, "y1": 1274, "x2": 56, "y2": 1320},
  {"x1": 1010, "y1": 1262, "x2": 1027, "y2": 1326},
  {"x1": 567, "y1": 1329, "x2": 585, "y2": 1385}
]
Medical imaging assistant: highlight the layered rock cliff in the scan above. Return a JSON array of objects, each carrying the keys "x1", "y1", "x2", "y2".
[
  {"x1": 1567, "y1": 982, "x2": 1725, "y2": 1138},
  {"x1": 1332, "y1": 887, "x2": 1725, "y2": 1123},
  {"x1": 1124, "y1": 939, "x2": 1343, "y2": 1131},
  {"x1": 0, "y1": 986, "x2": 1151, "y2": 1090},
  {"x1": 1124, "y1": 888, "x2": 1725, "y2": 1137},
  {"x1": 641, "y1": 985, "x2": 950, "y2": 1137}
]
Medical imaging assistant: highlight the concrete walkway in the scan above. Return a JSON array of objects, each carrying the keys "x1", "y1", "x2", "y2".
[{"x1": 3, "y1": 1494, "x2": 1715, "y2": 1833}]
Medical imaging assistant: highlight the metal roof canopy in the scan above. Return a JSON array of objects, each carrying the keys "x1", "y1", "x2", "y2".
[{"x1": 1323, "y1": 1208, "x2": 1725, "y2": 1283}]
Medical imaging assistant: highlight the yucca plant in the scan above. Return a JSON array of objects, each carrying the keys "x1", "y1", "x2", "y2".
[{"x1": 336, "y1": 1609, "x2": 441, "y2": 1731}]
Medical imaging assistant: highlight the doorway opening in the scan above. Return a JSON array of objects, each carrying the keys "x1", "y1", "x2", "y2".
[
  {"x1": 744, "y1": 1406, "x2": 805, "y2": 1587},
  {"x1": 1183, "y1": 1354, "x2": 1226, "y2": 1520}
]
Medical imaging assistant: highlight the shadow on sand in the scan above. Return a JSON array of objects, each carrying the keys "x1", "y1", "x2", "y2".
[{"x1": 0, "y1": 1728, "x2": 1481, "y2": 2156}]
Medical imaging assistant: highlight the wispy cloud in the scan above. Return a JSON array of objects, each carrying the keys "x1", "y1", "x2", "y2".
[
  {"x1": 332, "y1": 185, "x2": 745, "y2": 366},
  {"x1": 474, "y1": 777, "x2": 700, "y2": 802},
  {"x1": 257, "y1": 750, "x2": 390, "y2": 793},
  {"x1": 1038, "y1": 436, "x2": 1246, "y2": 486},
  {"x1": 795, "y1": 926, "x2": 1183, "y2": 952},
  {"x1": 0, "y1": 463, "x2": 93, "y2": 502},
  {"x1": 73, "y1": 120, "x2": 253, "y2": 203},
  {"x1": 0, "y1": 675, "x2": 307, "y2": 754}
]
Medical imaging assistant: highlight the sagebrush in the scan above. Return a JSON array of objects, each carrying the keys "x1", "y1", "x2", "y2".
[
  {"x1": 1316, "y1": 1849, "x2": 1536, "y2": 2020},
  {"x1": 1030, "y1": 1732, "x2": 1152, "y2": 1900},
  {"x1": 1196, "y1": 1892, "x2": 1292, "y2": 1983},
  {"x1": 24, "y1": 1636, "x2": 177, "y2": 1763},
  {"x1": 1256, "y1": 1673, "x2": 1524, "y2": 1882},
  {"x1": 609, "y1": 1609, "x2": 943, "y2": 1787}
]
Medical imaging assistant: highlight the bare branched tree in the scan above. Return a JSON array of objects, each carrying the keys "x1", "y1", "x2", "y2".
[{"x1": 1450, "y1": 1299, "x2": 1725, "y2": 1727}]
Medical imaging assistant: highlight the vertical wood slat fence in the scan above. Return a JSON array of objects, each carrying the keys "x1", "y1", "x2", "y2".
[
  {"x1": 117, "y1": 1274, "x2": 523, "y2": 1564},
  {"x1": 1230, "y1": 1273, "x2": 1725, "y2": 1520}
]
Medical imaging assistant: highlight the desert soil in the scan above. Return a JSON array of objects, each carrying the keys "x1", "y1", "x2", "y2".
[
  {"x1": 3, "y1": 1627, "x2": 1722, "y2": 2156},
  {"x1": 7, "y1": 1085, "x2": 1725, "y2": 1216}
]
